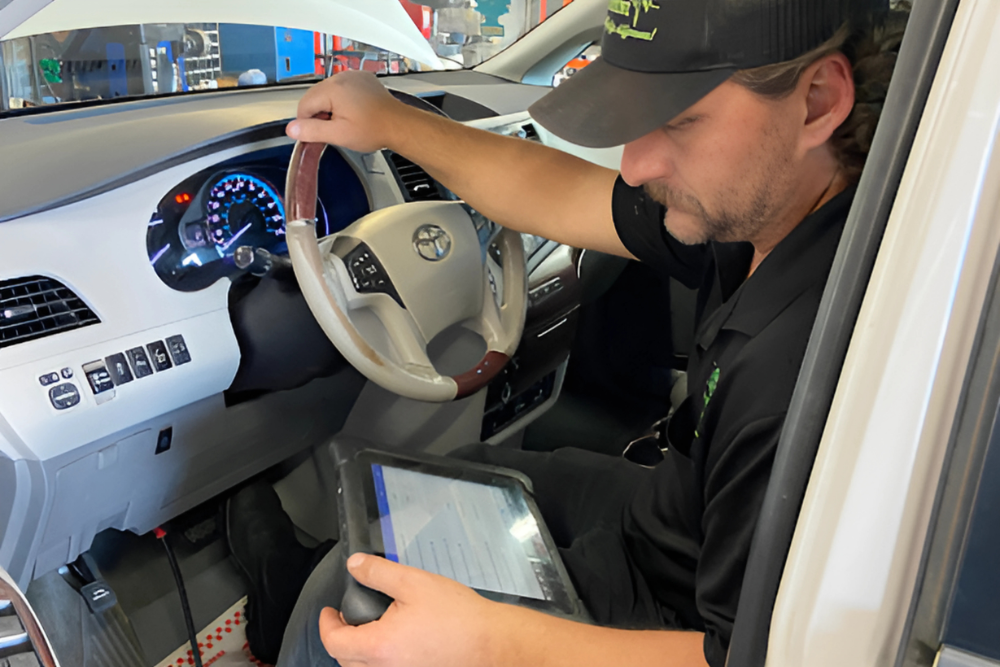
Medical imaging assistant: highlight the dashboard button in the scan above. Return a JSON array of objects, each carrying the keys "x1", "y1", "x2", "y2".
[
  {"x1": 166, "y1": 335, "x2": 191, "y2": 365},
  {"x1": 82, "y1": 361, "x2": 115, "y2": 403},
  {"x1": 344, "y1": 243, "x2": 404, "y2": 307},
  {"x1": 38, "y1": 372, "x2": 60, "y2": 387},
  {"x1": 126, "y1": 347, "x2": 154, "y2": 378},
  {"x1": 155, "y1": 427, "x2": 173, "y2": 455},
  {"x1": 49, "y1": 383, "x2": 81, "y2": 410},
  {"x1": 147, "y1": 341, "x2": 173, "y2": 372},
  {"x1": 105, "y1": 353, "x2": 134, "y2": 385}
]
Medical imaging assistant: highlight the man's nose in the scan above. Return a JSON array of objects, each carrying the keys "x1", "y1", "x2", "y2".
[{"x1": 620, "y1": 129, "x2": 672, "y2": 187}]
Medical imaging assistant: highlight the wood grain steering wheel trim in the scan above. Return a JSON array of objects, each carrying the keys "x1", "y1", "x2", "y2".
[{"x1": 452, "y1": 351, "x2": 510, "y2": 400}]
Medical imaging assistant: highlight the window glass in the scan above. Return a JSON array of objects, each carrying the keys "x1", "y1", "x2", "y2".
[
  {"x1": 553, "y1": 43, "x2": 600, "y2": 87},
  {"x1": 1, "y1": 1, "x2": 577, "y2": 111}
]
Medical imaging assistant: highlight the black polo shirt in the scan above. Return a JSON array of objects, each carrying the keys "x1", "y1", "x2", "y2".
[{"x1": 611, "y1": 176, "x2": 855, "y2": 666}]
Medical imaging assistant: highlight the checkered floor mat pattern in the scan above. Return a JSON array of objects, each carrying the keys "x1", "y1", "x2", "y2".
[{"x1": 154, "y1": 597, "x2": 272, "y2": 667}]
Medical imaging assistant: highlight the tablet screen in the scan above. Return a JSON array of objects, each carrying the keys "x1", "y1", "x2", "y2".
[{"x1": 370, "y1": 464, "x2": 551, "y2": 601}]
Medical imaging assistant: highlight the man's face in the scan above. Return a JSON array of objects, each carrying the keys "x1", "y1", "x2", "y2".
[{"x1": 620, "y1": 79, "x2": 804, "y2": 245}]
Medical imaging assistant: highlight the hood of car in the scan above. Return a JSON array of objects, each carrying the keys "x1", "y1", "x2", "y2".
[{"x1": 0, "y1": 0, "x2": 442, "y2": 67}]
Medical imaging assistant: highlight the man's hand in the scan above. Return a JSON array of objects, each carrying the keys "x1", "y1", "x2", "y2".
[
  {"x1": 319, "y1": 553, "x2": 502, "y2": 667},
  {"x1": 286, "y1": 71, "x2": 404, "y2": 153},
  {"x1": 283, "y1": 72, "x2": 629, "y2": 259},
  {"x1": 319, "y1": 554, "x2": 711, "y2": 667}
]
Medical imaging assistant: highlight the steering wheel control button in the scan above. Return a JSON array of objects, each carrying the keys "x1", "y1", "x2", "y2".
[
  {"x1": 147, "y1": 341, "x2": 173, "y2": 372},
  {"x1": 126, "y1": 347, "x2": 154, "y2": 379},
  {"x1": 413, "y1": 225, "x2": 452, "y2": 261},
  {"x1": 38, "y1": 372, "x2": 60, "y2": 387},
  {"x1": 49, "y1": 383, "x2": 81, "y2": 410},
  {"x1": 345, "y1": 243, "x2": 404, "y2": 307},
  {"x1": 166, "y1": 335, "x2": 192, "y2": 365},
  {"x1": 82, "y1": 361, "x2": 116, "y2": 404},
  {"x1": 105, "y1": 353, "x2": 134, "y2": 385}
]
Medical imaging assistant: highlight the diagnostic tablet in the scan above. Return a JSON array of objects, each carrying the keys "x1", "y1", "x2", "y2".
[{"x1": 337, "y1": 448, "x2": 588, "y2": 624}]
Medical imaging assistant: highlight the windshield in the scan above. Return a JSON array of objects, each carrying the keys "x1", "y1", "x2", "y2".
[{"x1": 0, "y1": 1, "x2": 577, "y2": 111}]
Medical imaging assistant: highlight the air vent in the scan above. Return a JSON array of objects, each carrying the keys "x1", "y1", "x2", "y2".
[
  {"x1": 386, "y1": 152, "x2": 443, "y2": 202},
  {"x1": 521, "y1": 123, "x2": 540, "y2": 142},
  {"x1": 0, "y1": 276, "x2": 100, "y2": 350}
]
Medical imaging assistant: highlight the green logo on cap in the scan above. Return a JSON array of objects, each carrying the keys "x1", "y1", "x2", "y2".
[{"x1": 606, "y1": 0, "x2": 659, "y2": 41}]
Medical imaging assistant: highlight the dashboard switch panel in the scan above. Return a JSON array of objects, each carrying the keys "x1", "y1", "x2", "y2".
[
  {"x1": 82, "y1": 361, "x2": 115, "y2": 404},
  {"x1": 166, "y1": 335, "x2": 191, "y2": 365},
  {"x1": 49, "y1": 383, "x2": 81, "y2": 410},
  {"x1": 105, "y1": 354, "x2": 134, "y2": 385},
  {"x1": 126, "y1": 347, "x2": 154, "y2": 378},
  {"x1": 38, "y1": 372, "x2": 59, "y2": 387},
  {"x1": 528, "y1": 278, "x2": 564, "y2": 307},
  {"x1": 146, "y1": 341, "x2": 173, "y2": 372}
]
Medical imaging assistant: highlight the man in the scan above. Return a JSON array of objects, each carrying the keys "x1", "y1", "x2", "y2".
[{"x1": 227, "y1": 0, "x2": 903, "y2": 664}]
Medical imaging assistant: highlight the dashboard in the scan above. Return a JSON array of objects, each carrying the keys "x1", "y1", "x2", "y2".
[
  {"x1": 146, "y1": 144, "x2": 371, "y2": 292},
  {"x1": 0, "y1": 78, "x2": 622, "y2": 595}
]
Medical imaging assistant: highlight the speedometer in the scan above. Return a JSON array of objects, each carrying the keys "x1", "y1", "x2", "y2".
[{"x1": 206, "y1": 173, "x2": 285, "y2": 254}]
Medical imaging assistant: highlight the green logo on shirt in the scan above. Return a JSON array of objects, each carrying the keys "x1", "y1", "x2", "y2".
[{"x1": 694, "y1": 366, "x2": 720, "y2": 439}]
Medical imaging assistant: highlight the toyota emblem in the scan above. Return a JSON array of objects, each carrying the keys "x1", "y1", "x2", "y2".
[{"x1": 413, "y1": 225, "x2": 452, "y2": 261}]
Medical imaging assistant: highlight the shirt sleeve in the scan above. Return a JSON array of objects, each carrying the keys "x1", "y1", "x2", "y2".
[{"x1": 611, "y1": 175, "x2": 710, "y2": 289}]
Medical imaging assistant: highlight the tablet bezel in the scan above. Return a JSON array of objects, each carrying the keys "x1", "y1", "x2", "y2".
[{"x1": 341, "y1": 448, "x2": 587, "y2": 619}]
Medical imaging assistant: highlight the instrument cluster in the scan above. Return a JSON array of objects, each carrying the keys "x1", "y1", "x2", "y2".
[{"x1": 147, "y1": 144, "x2": 370, "y2": 292}]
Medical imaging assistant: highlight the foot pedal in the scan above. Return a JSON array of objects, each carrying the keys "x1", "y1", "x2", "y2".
[
  {"x1": 59, "y1": 554, "x2": 117, "y2": 616},
  {"x1": 166, "y1": 500, "x2": 222, "y2": 549},
  {"x1": 79, "y1": 581, "x2": 117, "y2": 615}
]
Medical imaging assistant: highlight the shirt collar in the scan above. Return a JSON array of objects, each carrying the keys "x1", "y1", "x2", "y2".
[{"x1": 696, "y1": 186, "x2": 856, "y2": 350}]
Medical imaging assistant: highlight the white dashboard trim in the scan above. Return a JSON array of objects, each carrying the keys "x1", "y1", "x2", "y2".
[{"x1": 0, "y1": 137, "x2": 299, "y2": 461}]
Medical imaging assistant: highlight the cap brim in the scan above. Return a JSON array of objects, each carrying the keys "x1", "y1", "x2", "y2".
[{"x1": 528, "y1": 58, "x2": 735, "y2": 149}]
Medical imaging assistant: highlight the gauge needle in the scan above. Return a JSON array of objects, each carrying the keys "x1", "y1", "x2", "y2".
[{"x1": 221, "y1": 223, "x2": 252, "y2": 251}]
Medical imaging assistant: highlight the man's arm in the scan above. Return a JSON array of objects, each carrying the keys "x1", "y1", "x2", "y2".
[
  {"x1": 498, "y1": 603, "x2": 709, "y2": 667},
  {"x1": 287, "y1": 71, "x2": 633, "y2": 259},
  {"x1": 318, "y1": 553, "x2": 709, "y2": 667}
]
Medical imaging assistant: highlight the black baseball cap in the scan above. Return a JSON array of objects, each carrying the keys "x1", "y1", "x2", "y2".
[{"x1": 529, "y1": 0, "x2": 885, "y2": 148}]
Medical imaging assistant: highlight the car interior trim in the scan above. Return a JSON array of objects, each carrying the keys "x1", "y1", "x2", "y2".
[
  {"x1": 474, "y1": 0, "x2": 606, "y2": 85},
  {"x1": 763, "y1": 0, "x2": 1000, "y2": 665},
  {"x1": 0, "y1": 565, "x2": 57, "y2": 667},
  {"x1": 0, "y1": 78, "x2": 551, "y2": 225},
  {"x1": 1, "y1": 118, "x2": 291, "y2": 224},
  {"x1": 453, "y1": 351, "x2": 510, "y2": 400}
]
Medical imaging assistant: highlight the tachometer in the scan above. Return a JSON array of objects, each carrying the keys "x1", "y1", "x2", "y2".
[{"x1": 206, "y1": 174, "x2": 285, "y2": 253}]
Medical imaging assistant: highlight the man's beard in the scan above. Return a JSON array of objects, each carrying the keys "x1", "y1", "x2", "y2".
[
  {"x1": 644, "y1": 179, "x2": 773, "y2": 246},
  {"x1": 643, "y1": 126, "x2": 793, "y2": 245}
]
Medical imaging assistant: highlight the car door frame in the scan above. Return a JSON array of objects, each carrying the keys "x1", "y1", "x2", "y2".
[{"x1": 726, "y1": 0, "x2": 976, "y2": 664}]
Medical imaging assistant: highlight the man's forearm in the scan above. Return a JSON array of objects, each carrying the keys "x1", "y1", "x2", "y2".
[
  {"x1": 492, "y1": 604, "x2": 710, "y2": 667},
  {"x1": 382, "y1": 104, "x2": 629, "y2": 256}
]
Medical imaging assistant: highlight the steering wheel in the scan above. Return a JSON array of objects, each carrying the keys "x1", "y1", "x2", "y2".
[{"x1": 284, "y1": 139, "x2": 527, "y2": 402}]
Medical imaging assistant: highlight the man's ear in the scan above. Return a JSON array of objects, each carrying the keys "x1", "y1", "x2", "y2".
[{"x1": 801, "y1": 52, "x2": 855, "y2": 150}]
